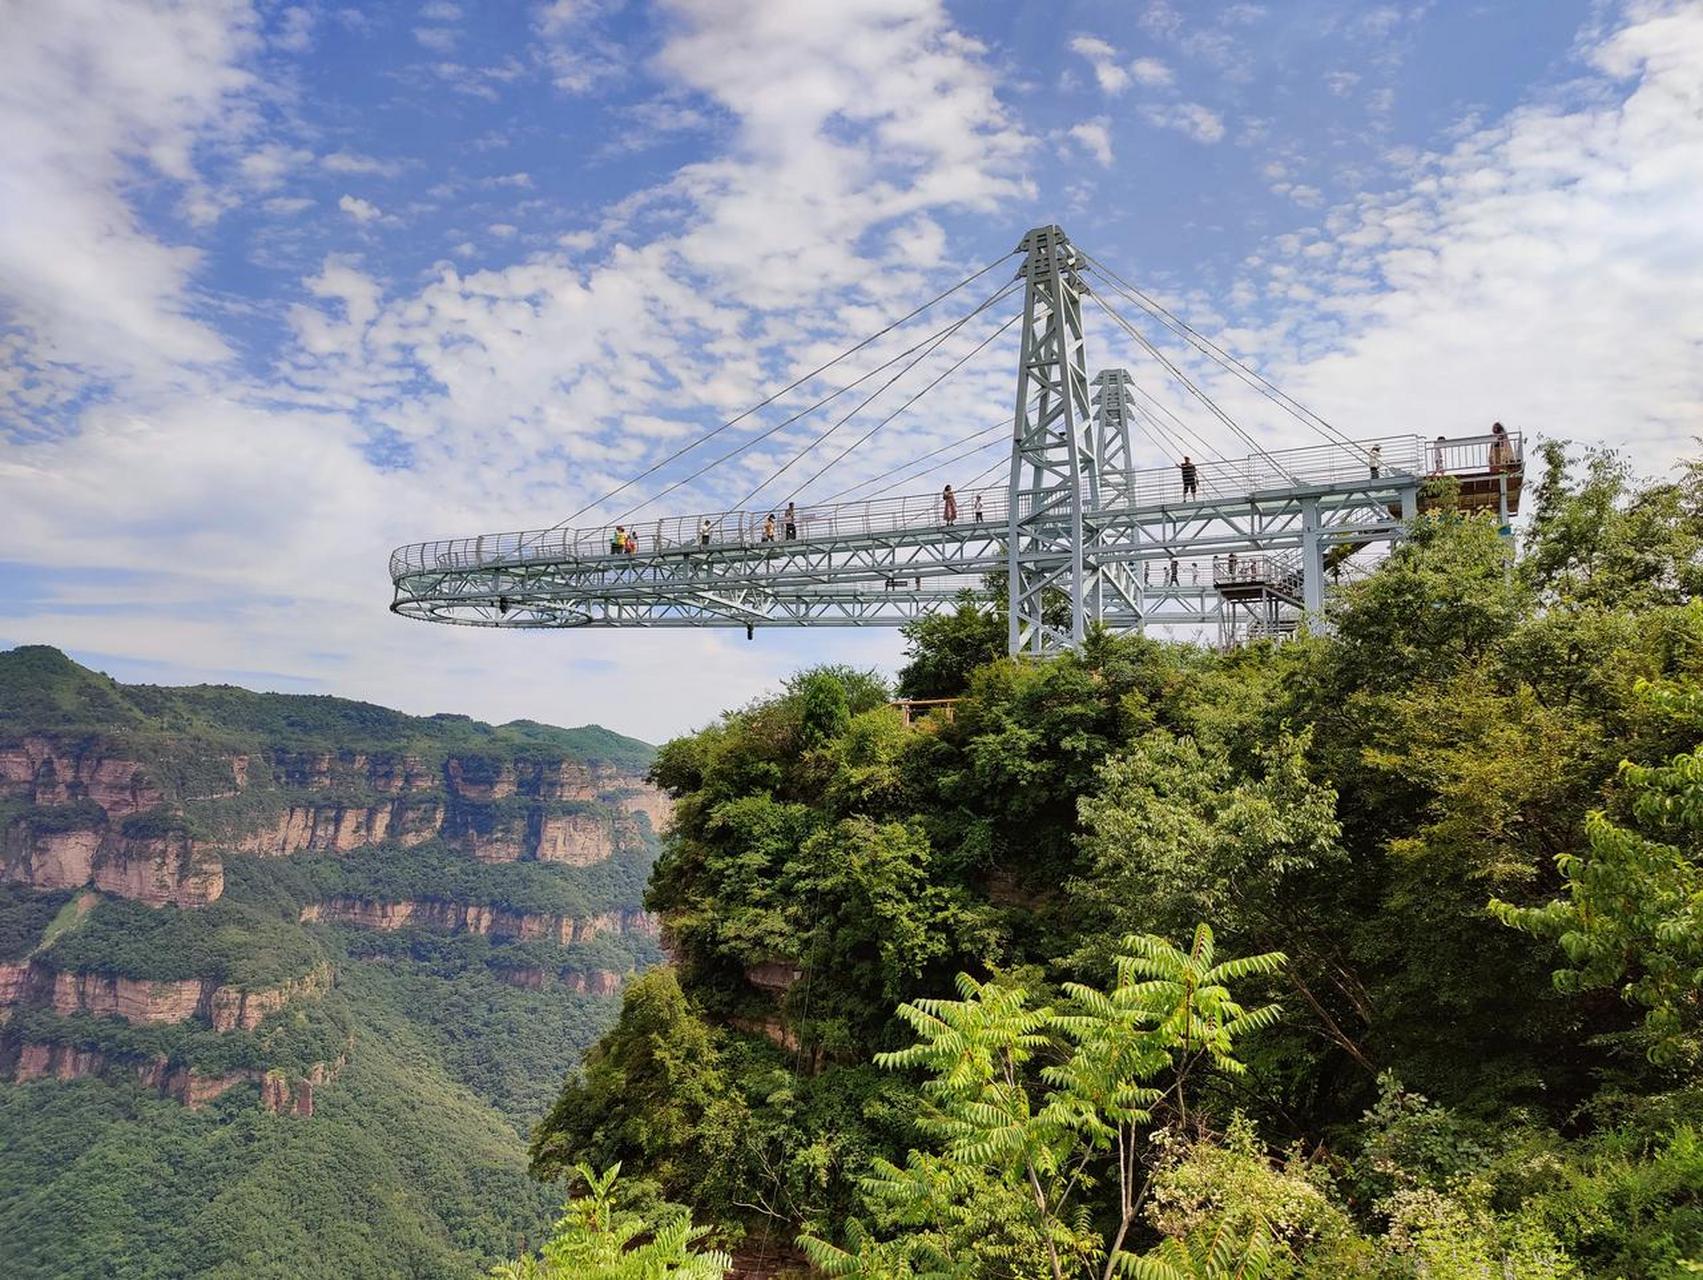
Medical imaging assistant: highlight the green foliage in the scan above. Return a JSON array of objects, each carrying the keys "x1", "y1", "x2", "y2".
[
  {"x1": 1523, "y1": 443, "x2": 1703, "y2": 611},
  {"x1": 0, "y1": 644, "x2": 654, "y2": 771},
  {"x1": 492, "y1": 1163, "x2": 730, "y2": 1279},
  {"x1": 531, "y1": 968, "x2": 732, "y2": 1190},
  {"x1": 0, "y1": 958, "x2": 627, "y2": 1280},
  {"x1": 1494, "y1": 688, "x2": 1703, "y2": 1064},
  {"x1": 0, "y1": 644, "x2": 657, "y2": 1279},
  {"x1": 0, "y1": 885, "x2": 74, "y2": 960},
  {"x1": 220, "y1": 840, "x2": 652, "y2": 922},
  {"x1": 537, "y1": 442, "x2": 1703, "y2": 1280},
  {"x1": 803, "y1": 927, "x2": 1285, "y2": 1280},
  {"x1": 39, "y1": 896, "x2": 326, "y2": 987},
  {"x1": 898, "y1": 594, "x2": 1007, "y2": 700}
]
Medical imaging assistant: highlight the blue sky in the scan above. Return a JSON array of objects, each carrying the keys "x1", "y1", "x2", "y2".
[{"x1": 2, "y1": 0, "x2": 1700, "y2": 740}]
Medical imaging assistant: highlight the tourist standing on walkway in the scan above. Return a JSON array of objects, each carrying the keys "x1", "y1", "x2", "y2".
[
  {"x1": 1489, "y1": 423, "x2": 1514, "y2": 472},
  {"x1": 972, "y1": 493, "x2": 984, "y2": 522},
  {"x1": 1180, "y1": 456, "x2": 1198, "y2": 499},
  {"x1": 784, "y1": 502, "x2": 798, "y2": 540},
  {"x1": 942, "y1": 485, "x2": 958, "y2": 525},
  {"x1": 1368, "y1": 443, "x2": 1382, "y2": 479},
  {"x1": 699, "y1": 517, "x2": 712, "y2": 548},
  {"x1": 762, "y1": 513, "x2": 776, "y2": 542}
]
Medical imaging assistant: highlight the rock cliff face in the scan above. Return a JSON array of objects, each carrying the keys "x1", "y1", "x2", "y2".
[
  {"x1": 301, "y1": 898, "x2": 658, "y2": 945},
  {"x1": 0, "y1": 736, "x2": 168, "y2": 816},
  {"x1": 233, "y1": 800, "x2": 445, "y2": 856},
  {"x1": 0, "y1": 960, "x2": 335, "y2": 1031},
  {"x1": 498, "y1": 967, "x2": 627, "y2": 995},
  {"x1": 2, "y1": 824, "x2": 222, "y2": 907},
  {"x1": 1, "y1": 734, "x2": 669, "y2": 906},
  {"x1": 0, "y1": 646, "x2": 660, "y2": 1130},
  {"x1": 9, "y1": 1041, "x2": 347, "y2": 1114},
  {"x1": 532, "y1": 812, "x2": 614, "y2": 866}
]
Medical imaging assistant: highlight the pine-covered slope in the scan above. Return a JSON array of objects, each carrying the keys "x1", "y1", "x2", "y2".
[{"x1": 0, "y1": 646, "x2": 667, "y2": 1278}]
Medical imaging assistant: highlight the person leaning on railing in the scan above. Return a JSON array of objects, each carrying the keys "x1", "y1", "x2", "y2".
[{"x1": 1489, "y1": 422, "x2": 1516, "y2": 472}]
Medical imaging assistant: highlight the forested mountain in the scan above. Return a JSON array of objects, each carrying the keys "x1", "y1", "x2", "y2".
[
  {"x1": 0, "y1": 651, "x2": 664, "y2": 1279},
  {"x1": 522, "y1": 447, "x2": 1703, "y2": 1278}
]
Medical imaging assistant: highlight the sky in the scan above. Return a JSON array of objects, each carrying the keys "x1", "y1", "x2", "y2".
[{"x1": 2, "y1": 0, "x2": 1701, "y2": 743}]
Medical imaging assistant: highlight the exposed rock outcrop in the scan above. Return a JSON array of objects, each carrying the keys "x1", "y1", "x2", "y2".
[
  {"x1": 0, "y1": 961, "x2": 32, "y2": 1009},
  {"x1": 40, "y1": 962, "x2": 332, "y2": 1029},
  {"x1": 532, "y1": 812, "x2": 614, "y2": 866},
  {"x1": 3, "y1": 823, "x2": 222, "y2": 907},
  {"x1": 301, "y1": 897, "x2": 658, "y2": 945},
  {"x1": 50, "y1": 971, "x2": 204, "y2": 1024},
  {"x1": 0, "y1": 737, "x2": 166, "y2": 816},
  {"x1": 205, "y1": 964, "x2": 333, "y2": 1031},
  {"x1": 232, "y1": 800, "x2": 443, "y2": 857},
  {"x1": 744, "y1": 960, "x2": 803, "y2": 994},
  {"x1": 9, "y1": 1042, "x2": 346, "y2": 1114},
  {"x1": 617, "y1": 786, "x2": 673, "y2": 835},
  {"x1": 497, "y1": 967, "x2": 627, "y2": 995}
]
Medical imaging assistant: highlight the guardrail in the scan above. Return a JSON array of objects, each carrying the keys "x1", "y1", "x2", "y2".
[{"x1": 389, "y1": 431, "x2": 1520, "y2": 579}]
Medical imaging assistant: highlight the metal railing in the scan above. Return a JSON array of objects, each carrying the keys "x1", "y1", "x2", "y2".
[
  {"x1": 1211, "y1": 552, "x2": 1304, "y2": 591},
  {"x1": 389, "y1": 431, "x2": 1521, "y2": 579}
]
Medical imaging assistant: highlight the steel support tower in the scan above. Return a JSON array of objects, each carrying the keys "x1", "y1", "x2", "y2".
[{"x1": 1006, "y1": 225, "x2": 1092, "y2": 654}]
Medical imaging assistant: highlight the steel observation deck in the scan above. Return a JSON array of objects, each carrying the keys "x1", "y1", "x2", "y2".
[{"x1": 389, "y1": 432, "x2": 1521, "y2": 634}]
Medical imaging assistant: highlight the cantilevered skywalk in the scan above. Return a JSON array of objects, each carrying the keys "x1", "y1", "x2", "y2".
[{"x1": 390, "y1": 225, "x2": 1524, "y2": 652}]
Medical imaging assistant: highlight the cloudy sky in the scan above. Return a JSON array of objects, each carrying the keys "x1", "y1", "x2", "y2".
[{"x1": 2, "y1": 0, "x2": 1700, "y2": 742}]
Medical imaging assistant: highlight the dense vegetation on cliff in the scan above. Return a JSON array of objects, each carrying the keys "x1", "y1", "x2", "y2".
[
  {"x1": 0, "y1": 654, "x2": 662, "y2": 1278},
  {"x1": 530, "y1": 446, "x2": 1703, "y2": 1277}
]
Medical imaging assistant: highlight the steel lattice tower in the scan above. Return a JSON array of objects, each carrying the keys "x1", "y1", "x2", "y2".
[{"x1": 1006, "y1": 225, "x2": 1092, "y2": 654}]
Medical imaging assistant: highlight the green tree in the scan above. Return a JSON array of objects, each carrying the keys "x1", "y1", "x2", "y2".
[
  {"x1": 898, "y1": 594, "x2": 1008, "y2": 700},
  {"x1": 802, "y1": 925, "x2": 1286, "y2": 1280},
  {"x1": 530, "y1": 969, "x2": 736, "y2": 1190},
  {"x1": 493, "y1": 1163, "x2": 730, "y2": 1279},
  {"x1": 1493, "y1": 690, "x2": 1703, "y2": 1064}
]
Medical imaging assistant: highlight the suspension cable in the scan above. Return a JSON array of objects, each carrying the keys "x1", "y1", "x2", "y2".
[
  {"x1": 1088, "y1": 291, "x2": 1298, "y2": 482},
  {"x1": 817, "y1": 420, "x2": 1007, "y2": 504},
  {"x1": 784, "y1": 309, "x2": 1020, "y2": 505},
  {"x1": 1086, "y1": 252, "x2": 1371, "y2": 461},
  {"x1": 612, "y1": 281, "x2": 1019, "y2": 524},
  {"x1": 859, "y1": 427, "x2": 1012, "y2": 501},
  {"x1": 740, "y1": 280, "x2": 1020, "y2": 510},
  {"x1": 544, "y1": 250, "x2": 1018, "y2": 531}
]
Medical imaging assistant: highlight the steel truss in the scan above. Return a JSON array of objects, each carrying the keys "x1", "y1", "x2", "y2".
[{"x1": 389, "y1": 223, "x2": 1524, "y2": 650}]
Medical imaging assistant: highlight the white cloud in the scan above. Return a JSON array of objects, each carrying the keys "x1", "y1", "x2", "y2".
[
  {"x1": 1070, "y1": 35, "x2": 1131, "y2": 94},
  {"x1": 414, "y1": 25, "x2": 458, "y2": 52},
  {"x1": 239, "y1": 142, "x2": 312, "y2": 189},
  {"x1": 0, "y1": 0, "x2": 1035, "y2": 737},
  {"x1": 421, "y1": 0, "x2": 462, "y2": 18},
  {"x1": 1130, "y1": 56, "x2": 1174, "y2": 87},
  {"x1": 1142, "y1": 101, "x2": 1226, "y2": 144},
  {"x1": 275, "y1": 5, "x2": 315, "y2": 51},
  {"x1": 1069, "y1": 119, "x2": 1114, "y2": 167},
  {"x1": 9, "y1": 0, "x2": 1698, "y2": 746},
  {"x1": 0, "y1": 0, "x2": 258, "y2": 400},
  {"x1": 1240, "y1": 0, "x2": 1703, "y2": 467},
  {"x1": 321, "y1": 150, "x2": 404, "y2": 176},
  {"x1": 338, "y1": 193, "x2": 382, "y2": 222}
]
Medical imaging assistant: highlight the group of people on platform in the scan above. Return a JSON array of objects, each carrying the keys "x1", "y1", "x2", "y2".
[
  {"x1": 612, "y1": 423, "x2": 1523, "y2": 559},
  {"x1": 938, "y1": 485, "x2": 984, "y2": 525},
  {"x1": 1169, "y1": 424, "x2": 1520, "y2": 501}
]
